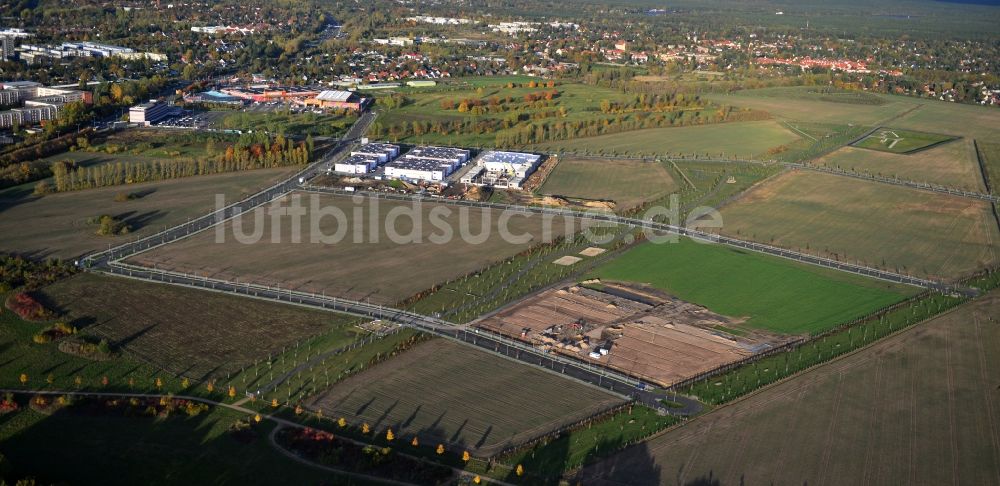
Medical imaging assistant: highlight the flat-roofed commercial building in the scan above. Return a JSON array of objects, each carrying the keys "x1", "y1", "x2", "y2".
[
  {"x1": 334, "y1": 154, "x2": 383, "y2": 174},
  {"x1": 129, "y1": 100, "x2": 174, "y2": 126},
  {"x1": 305, "y1": 90, "x2": 368, "y2": 111},
  {"x1": 351, "y1": 142, "x2": 400, "y2": 163}
]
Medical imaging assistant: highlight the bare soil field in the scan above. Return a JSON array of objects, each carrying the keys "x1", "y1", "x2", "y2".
[
  {"x1": 814, "y1": 140, "x2": 985, "y2": 192},
  {"x1": 477, "y1": 284, "x2": 783, "y2": 387},
  {"x1": 305, "y1": 339, "x2": 624, "y2": 456},
  {"x1": 129, "y1": 192, "x2": 583, "y2": 305},
  {"x1": 0, "y1": 167, "x2": 298, "y2": 260},
  {"x1": 578, "y1": 292, "x2": 1000, "y2": 486},
  {"x1": 719, "y1": 171, "x2": 1000, "y2": 279},
  {"x1": 537, "y1": 157, "x2": 678, "y2": 211},
  {"x1": 37, "y1": 273, "x2": 358, "y2": 381}
]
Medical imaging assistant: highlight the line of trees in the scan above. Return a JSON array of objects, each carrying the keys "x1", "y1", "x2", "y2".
[{"x1": 41, "y1": 134, "x2": 311, "y2": 193}]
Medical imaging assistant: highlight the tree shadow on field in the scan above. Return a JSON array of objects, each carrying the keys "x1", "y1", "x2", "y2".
[
  {"x1": 116, "y1": 210, "x2": 166, "y2": 232},
  {"x1": 571, "y1": 440, "x2": 662, "y2": 486}
]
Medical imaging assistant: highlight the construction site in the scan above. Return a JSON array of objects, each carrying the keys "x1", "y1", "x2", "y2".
[{"x1": 475, "y1": 281, "x2": 791, "y2": 387}]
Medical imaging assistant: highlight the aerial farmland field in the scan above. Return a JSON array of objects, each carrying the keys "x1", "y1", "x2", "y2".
[
  {"x1": 977, "y1": 141, "x2": 1000, "y2": 194},
  {"x1": 719, "y1": 171, "x2": 1000, "y2": 279},
  {"x1": 530, "y1": 120, "x2": 801, "y2": 159},
  {"x1": 578, "y1": 291, "x2": 1000, "y2": 486},
  {"x1": 813, "y1": 139, "x2": 985, "y2": 191},
  {"x1": 37, "y1": 273, "x2": 359, "y2": 381},
  {"x1": 304, "y1": 338, "x2": 625, "y2": 456},
  {"x1": 128, "y1": 191, "x2": 584, "y2": 305},
  {"x1": 704, "y1": 87, "x2": 918, "y2": 124},
  {"x1": 0, "y1": 167, "x2": 299, "y2": 260},
  {"x1": 537, "y1": 157, "x2": 678, "y2": 210},
  {"x1": 890, "y1": 96, "x2": 1000, "y2": 140},
  {"x1": 587, "y1": 237, "x2": 916, "y2": 334}
]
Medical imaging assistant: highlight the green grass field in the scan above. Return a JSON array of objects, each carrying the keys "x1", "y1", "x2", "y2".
[
  {"x1": 538, "y1": 157, "x2": 678, "y2": 210},
  {"x1": 852, "y1": 127, "x2": 955, "y2": 154},
  {"x1": 373, "y1": 80, "x2": 720, "y2": 147},
  {"x1": 704, "y1": 87, "x2": 918, "y2": 125},
  {"x1": 978, "y1": 141, "x2": 1000, "y2": 195},
  {"x1": 588, "y1": 238, "x2": 917, "y2": 334},
  {"x1": 305, "y1": 339, "x2": 625, "y2": 456},
  {"x1": 720, "y1": 171, "x2": 1000, "y2": 279},
  {"x1": 579, "y1": 292, "x2": 1000, "y2": 486},
  {"x1": 815, "y1": 139, "x2": 985, "y2": 191},
  {"x1": 530, "y1": 120, "x2": 801, "y2": 159},
  {"x1": 0, "y1": 167, "x2": 299, "y2": 260},
  {"x1": 890, "y1": 96, "x2": 1000, "y2": 141}
]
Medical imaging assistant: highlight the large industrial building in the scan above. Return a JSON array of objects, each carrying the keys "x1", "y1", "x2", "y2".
[
  {"x1": 219, "y1": 85, "x2": 321, "y2": 103},
  {"x1": 0, "y1": 82, "x2": 92, "y2": 128},
  {"x1": 461, "y1": 150, "x2": 543, "y2": 189},
  {"x1": 333, "y1": 142, "x2": 400, "y2": 174},
  {"x1": 384, "y1": 146, "x2": 470, "y2": 182},
  {"x1": 304, "y1": 90, "x2": 369, "y2": 111}
]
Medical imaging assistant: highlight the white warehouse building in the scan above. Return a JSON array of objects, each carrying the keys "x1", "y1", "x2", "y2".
[
  {"x1": 384, "y1": 146, "x2": 471, "y2": 182},
  {"x1": 334, "y1": 142, "x2": 401, "y2": 174}
]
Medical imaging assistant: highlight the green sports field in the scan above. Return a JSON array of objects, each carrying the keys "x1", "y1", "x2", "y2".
[
  {"x1": 588, "y1": 238, "x2": 916, "y2": 335},
  {"x1": 851, "y1": 127, "x2": 955, "y2": 154}
]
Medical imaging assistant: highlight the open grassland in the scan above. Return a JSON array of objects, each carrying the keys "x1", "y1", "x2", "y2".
[
  {"x1": 852, "y1": 127, "x2": 956, "y2": 154},
  {"x1": 978, "y1": 141, "x2": 1000, "y2": 195},
  {"x1": 579, "y1": 293, "x2": 1000, "y2": 486},
  {"x1": 130, "y1": 192, "x2": 584, "y2": 305},
  {"x1": 0, "y1": 167, "x2": 298, "y2": 260},
  {"x1": 0, "y1": 406, "x2": 367, "y2": 486},
  {"x1": 890, "y1": 96, "x2": 1000, "y2": 140},
  {"x1": 530, "y1": 120, "x2": 800, "y2": 159},
  {"x1": 38, "y1": 273, "x2": 359, "y2": 381},
  {"x1": 305, "y1": 339, "x2": 625, "y2": 456},
  {"x1": 588, "y1": 238, "x2": 916, "y2": 335},
  {"x1": 538, "y1": 157, "x2": 677, "y2": 210},
  {"x1": 704, "y1": 87, "x2": 918, "y2": 124},
  {"x1": 814, "y1": 139, "x2": 985, "y2": 191},
  {"x1": 719, "y1": 171, "x2": 1000, "y2": 279}
]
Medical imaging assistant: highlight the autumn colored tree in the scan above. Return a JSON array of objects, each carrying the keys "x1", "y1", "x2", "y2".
[
  {"x1": 462, "y1": 451, "x2": 471, "y2": 462},
  {"x1": 436, "y1": 444, "x2": 445, "y2": 455},
  {"x1": 19, "y1": 373, "x2": 27, "y2": 385},
  {"x1": 386, "y1": 428, "x2": 394, "y2": 441},
  {"x1": 411, "y1": 437, "x2": 419, "y2": 447},
  {"x1": 338, "y1": 417, "x2": 347, "y2": 428},
  {"x1": 228, "y1": 386, "x2": 237, "y2": 399}
]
